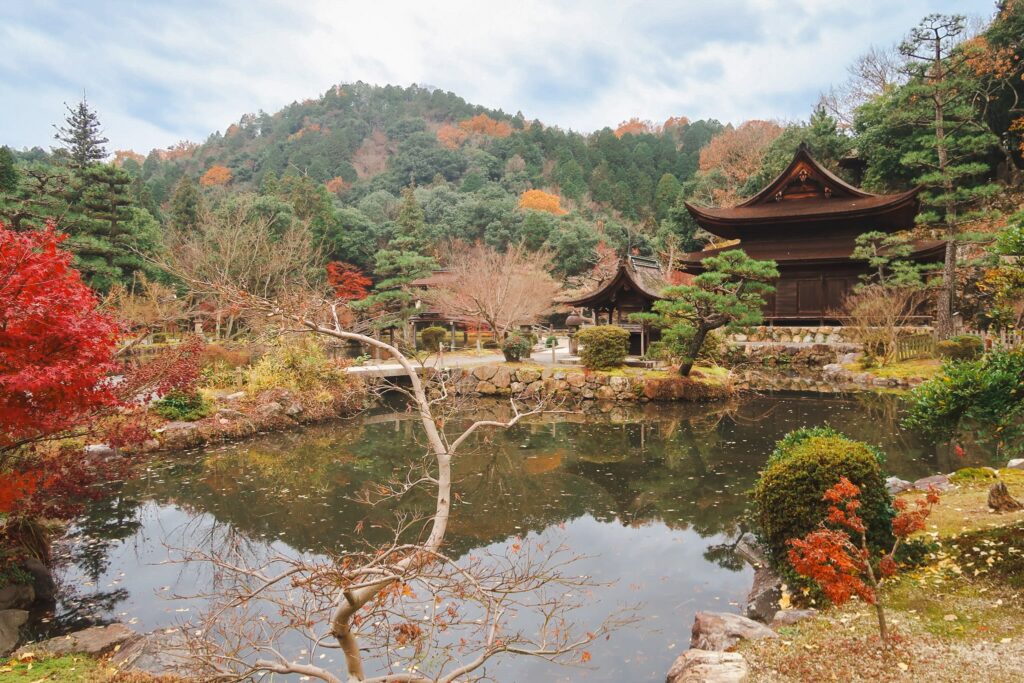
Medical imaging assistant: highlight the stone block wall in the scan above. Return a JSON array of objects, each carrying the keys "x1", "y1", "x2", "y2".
[
  {"x1": 728, "y1": 325, "x2": 933, "y2": 345},
  {"x1": 422, "y1": 364, "x2": 731, "y2": 402}
]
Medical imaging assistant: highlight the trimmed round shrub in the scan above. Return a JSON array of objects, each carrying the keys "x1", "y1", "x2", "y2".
[
  {"x1": 936, "y1": 334, "x2": 983, "y2": 360},
  {"x1": 501, "y1": 333, "x2": 533, "y2": 362},
  {"x1": 752, "y1": 427, "x2": 894, "y2": 593},
  {"x1": 576, "y1": 325, "x2": 630, "y2": 369},
  {"x1": 420, "y1": 326, "x2": 448, "y2": 352}
]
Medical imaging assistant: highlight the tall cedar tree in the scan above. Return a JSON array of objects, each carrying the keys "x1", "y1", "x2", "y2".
[
  {"x1": 169, "y1": 174, "x2": 204, "y2": 231},
  {"x1": 0, "y1": 147, "x2": 17, "y2": 194},
  {"x1": 53, "y1": 97, "x2": 109, "y2": 168},
  {"x1": 896, "y1": 14, "x2": 1001, "y2": 336},
  {"x1": 633, "y1": 250, "x2": 777, "y2": 376}
]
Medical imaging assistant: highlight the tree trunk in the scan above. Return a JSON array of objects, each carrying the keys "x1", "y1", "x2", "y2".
[
  {"x1": 932, "y1": 48, "x2": 957, "y2": 340},
  {"x1": 678, "y1": 326, "x2": 709, "y2": 377},
  {"x1": 988, "y1": 480, "x2": 1024, "y2": 513}
]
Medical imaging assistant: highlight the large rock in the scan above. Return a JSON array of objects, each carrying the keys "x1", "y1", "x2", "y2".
[
  {"x1": 566, "y1": 372, "x2": 586, "y2": 388},
  {"x1": 913, "y1": 473, "x2": 954, "y2": 492},
  {"x1": 744, "y1": 566, "x2": 782, "y2": 623},
  {"x1": 476, "y1": 381, "x2": 498, "y2": 395},
  {"x1": 491, "y1": 367, "x2": 512, "y2": 389},
  {"x1": 595, "y1": 385, "x2": 616, "y2": 400},
  {"x1": 0, "y1": 584, "x2": 34, "y2": 611},
  {"x1": 666, "y1": 649, "x2": 749, "y2": 683},
  {"x1": 886, "y1": 476, "x2": 913, "y2": 496},
  {"x1": 690, "y1": 611, "x2": 778, "y2": 651},
  {"x1": 0, "y1": 610, "x2": 28, "y2": 656},
  {"x1": 472, "y1": 365, "x2": 497, "y2": 381},
  {"x1": 110, "y1": 627, "x2": 193, "y2": 678},
  {"x1": 84, "y1": 444, "x2": 116, "y2": 457},
  {"x1": 1007, "y1": 459, "x2": 1024, "y2": 470},
  {"x1": 770, "y1": 609, "x2": 817, "y2": 629},
  {"x1": 16, "y1": 623, "x2": 138, "y2": 657},
  {"x1": 516, "y1": 368, "x2": 541, "y2": 384},
  {"x1": 156, "y1": 421, "x2": 201, "y2": 448},
  {"x1": 734, "y1": 534, "x2": 768, "y2": 568},
  {"x1": 256, "y1": 402, "x2": 284, "y2": 419},
  {"x1": 22, "y1": 558, "x2": 55, "y2": 604}
]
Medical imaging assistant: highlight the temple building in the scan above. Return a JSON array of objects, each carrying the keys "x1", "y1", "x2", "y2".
[
  {"x1": 560, "y1": 255, "x2": 670, "y2": 355},
  {"x1": 683, "y1": 144, "x2": 944, "y2": 324}
]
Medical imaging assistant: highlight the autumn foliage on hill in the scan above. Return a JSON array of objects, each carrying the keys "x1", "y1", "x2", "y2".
[
  {"x1": 518, "y1": 189, "x2": 567, "y2": 215},
  {"x1": 437, "y1": 113, "x2": 513, "y2": 148},
  {"x1": 326, "y1": 261, "x2": 372, "y2": 302},
  {"x1": 699, "y1": 120, "x2": 784, "y2": 205},
  {"x1": 614, "y1": 118, "x2": 657, "y2": 138},
  {"x1": 200, "y1": 164, "x2": 233, "y2": 186}
]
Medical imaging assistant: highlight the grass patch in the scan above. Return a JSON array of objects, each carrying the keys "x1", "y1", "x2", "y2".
[
  {"x1": 0, "y1": 655, "x2": 101, "y2": 682},
  {"x1": 844, "y1": 357, "x2": 942, "y2": 380}
]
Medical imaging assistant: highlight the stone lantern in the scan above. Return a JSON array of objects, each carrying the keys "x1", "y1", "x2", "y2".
[{"x1": 565, "y1": 310, "x2": 586, "y2": 356}]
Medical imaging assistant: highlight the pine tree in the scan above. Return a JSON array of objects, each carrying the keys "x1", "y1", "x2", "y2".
[
  {"x1": 169, "y1": 175, "x2": 204, "y2": 231},
  {"x1": 633, "y1": 250, "x2": 778, "y2": 376},
  {"x1": 0, "y1": 146, "x2": 17, "y2": 194},
  {"x1": 895, "y1": 14, "x2": 1002, "y2": 337},
  {"x1": 654, "y1": 173, "x2": 682, "y2": 222},
  {"x1": 394, "y1": 186, "x2": 427, "y2": 251},
  {"x1": 53, "y1": 97, "x2": 109, "y2": 168}
]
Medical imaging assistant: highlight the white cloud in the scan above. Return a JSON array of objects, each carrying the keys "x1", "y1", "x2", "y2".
[{"x1": 0, "y1": 0, "x2": 993, "y2": 152}]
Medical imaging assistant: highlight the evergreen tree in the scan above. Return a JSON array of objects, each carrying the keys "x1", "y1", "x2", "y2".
[
  {"x1": 168, "y1": 175, "x2": 204, "y2": 231},
  {"x1": 633, "y1": 250, "x2": 778, "y2": 376},
  {"x1": 893, "y1": 14, "x2": 1001, "y2": 336},
  {"x1": 654, "y1": 173, "x2": 682, "y2": 222},
  {"x1": 0, "y1": 146, "x2": 17, "y2": 194},
  {"x1": 69, "y1": 165, "x2": 157, "y2": 291},
  {"x1": 394, "y1": 186, "x2": 428, "y2": 251},
  {"x1": 53, "y1": 97, "x2": 109, "y2": 168}
]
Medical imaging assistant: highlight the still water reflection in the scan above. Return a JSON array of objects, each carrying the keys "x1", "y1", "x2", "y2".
[{"x1": 54, "y1": 393, "x2": 970, "y2": 682}]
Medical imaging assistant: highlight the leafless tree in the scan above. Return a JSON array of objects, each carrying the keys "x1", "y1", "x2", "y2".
[
  {"x1": 838, "y1": 285, "x2": 930, "y2": 366},
  {"x1": 150, "y1": 251, "x2": 628, "y2": 681},
  {"x1": 423, "y1": 242, "x2": 561, "y2": 339},
  {"x1": 818, "y1": 44, "x2": 906, "y2": 128},
  {"x1": 162, "y1": 195, "x2": 322, "y2": 339}
]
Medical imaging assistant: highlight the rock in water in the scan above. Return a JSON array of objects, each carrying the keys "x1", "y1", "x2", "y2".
[
  {"x1": 0, "y1": 610, "x2": 29, "y2": 656},
  {"x1": 666, "y1": 649, "x2": 749, "y2": 683},
  {"x1": 15, "y1": 623, "x2": 137, "y2": 657},
  {"x1": 744, "y1": 566, "x2": 782, "y2": 623},
  {"x1": 690, "y1": 611, "x2": 778, "y2": 651},
  {"x1": 988, "y1": 480, "x2": 1024, "y2": 513},
  {"x1": 110, "y1": 627, "x2": 193, "y2": 678}
]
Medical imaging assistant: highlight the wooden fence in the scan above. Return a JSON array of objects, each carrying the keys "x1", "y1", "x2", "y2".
[
  {"x1": 895, "y1": 333, "x2": 936, "y2": 361},
  {"x1": 985, "y1": 329, "x2": 1024, "y2": 350}
]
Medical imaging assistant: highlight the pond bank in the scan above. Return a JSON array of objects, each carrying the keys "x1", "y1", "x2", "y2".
[{"x1": 667, "y1": 466, "x2": 1024, "y2": 683}]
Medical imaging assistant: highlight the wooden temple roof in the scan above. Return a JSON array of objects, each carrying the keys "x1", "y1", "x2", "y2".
[
  {"x1": 685, "y1": 144, "x2": 920, "y2": 239},
  {"x1": 560, "y1": 255, "x2": 669, "y2": 307},
  {"x1": 679, "y1": 238, "x2": 946, "y2": 267}
]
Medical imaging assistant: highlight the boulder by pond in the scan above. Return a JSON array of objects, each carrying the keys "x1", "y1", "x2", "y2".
[
  {"x1": 0, "y1": 610, "x2": 29, "y2": 656},
  {"x1": 666, "y1": 649, "x2": 749, "y2": 683},
  {"x1": 15, "y1": 623, "x2": 137, "y2": 658},
  {"x1": 690, "y1": 611, "x2": 778, "y2": 651}
]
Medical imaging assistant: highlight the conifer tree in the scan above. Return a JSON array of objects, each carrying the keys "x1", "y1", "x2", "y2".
[
  {"x1": 169, "y1": 175, "x2": 204, "y2": 231},
  {"x1": 0, "y1": 146, "x2": 17, "y2": 194},
  {"x1": 53, "y1": 96, "x2": 109, "y2": 168},
  {"x1": 886, "y1": 14, "x2": 1000, "y2": 336}
]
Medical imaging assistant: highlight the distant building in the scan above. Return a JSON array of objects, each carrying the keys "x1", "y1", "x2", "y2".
[
  {"x1": 560, "y1": 255, "x2": 671, "y2": 355},
  {"x1": 683, "y1": 144, "x2": 944, "y2": 324}
]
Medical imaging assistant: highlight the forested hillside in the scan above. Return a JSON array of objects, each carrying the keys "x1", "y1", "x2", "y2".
[{"x1": 1, "y1": 3, "x2": 1021, "y2": 332}]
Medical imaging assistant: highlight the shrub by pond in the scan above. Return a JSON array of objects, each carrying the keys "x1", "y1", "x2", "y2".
[
  {"x1": 576, "y1": 325, "x2": 630, "y2": 369},
  {"x1": 752, "y1": 427, "x2": 894, "y2": 595}
]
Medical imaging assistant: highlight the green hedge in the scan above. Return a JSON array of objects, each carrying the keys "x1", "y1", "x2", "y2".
[
  {"x1": 420, "y1": 326, "x2": 447, "y2": 352},
  {"x1": 936, "y1": 334, "x2": 983, "y2": 360},
  {"x1": 576, "y1": 325, "x2": 630, "y2": 369},
  {"x1": 752, "y1": 427, "x2": 894, "y2": 596}
]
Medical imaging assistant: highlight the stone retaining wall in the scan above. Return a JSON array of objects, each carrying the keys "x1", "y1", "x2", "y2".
[
  {"x1": 729, "y1": 325, "x2": 932, "y2": 345},
  {"x1": 419, "y1": 364, "x2": 732, "y2": 402}
]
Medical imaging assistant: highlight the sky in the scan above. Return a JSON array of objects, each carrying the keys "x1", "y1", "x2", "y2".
[{"x1": 0, "y1": 0, "x2": 993, "y2": 154}]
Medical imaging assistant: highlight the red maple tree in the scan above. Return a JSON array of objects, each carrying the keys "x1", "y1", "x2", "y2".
[
  {"x1": 0, "y1": 224, "x2": 203, "y2": 522},
  {"x1": 326, "y1": 261, "x2": 372, "y2": 302},
  {"x1": 787, "y1": 477, "x2": 940, "y2": 647},
  {"x1": 0, "y1": 224, "x2": 122, "y2": 451}
]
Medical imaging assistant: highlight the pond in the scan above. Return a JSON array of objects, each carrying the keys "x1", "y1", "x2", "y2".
[{"x1": 50, "y1": 393, "x2": 977, "y2": 682}]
